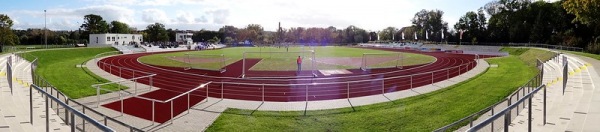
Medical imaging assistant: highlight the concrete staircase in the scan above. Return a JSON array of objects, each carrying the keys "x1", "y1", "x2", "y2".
[
  {"x1": 509, "y1": 54, "x2": 600, "y2": 131},
  {"x1": 0, "y1": 54, "x2": 70, "y2": 132}
]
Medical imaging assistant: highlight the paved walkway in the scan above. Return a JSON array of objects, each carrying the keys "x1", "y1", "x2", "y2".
[{"x1": 78, "y1": 54, "x2": 490, "y2": 131}]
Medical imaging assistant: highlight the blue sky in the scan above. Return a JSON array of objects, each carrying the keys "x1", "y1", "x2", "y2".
[{"x1": 1, "y1": 0, "x2": 498, "y2": 31}]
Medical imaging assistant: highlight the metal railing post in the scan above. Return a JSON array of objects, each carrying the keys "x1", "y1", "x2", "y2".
[
  {"x1": 504, "y1": 110, "x2": 510, "y2": 132},
  {"x1": 187, "y1": 93, "x2": 190, "y2": 114},
  {"x1": 491, "y1": 106, "x2": 495, "y2": 131},
  {"x1": 528, "y1": 93, "x2": 532, "y2": 132},
  {"x1": 30, "y1": 85, "x2": 33, "y2": 125},
  {"x1": 431, "y1": 72, "x2": 434, "y2": 84},
  {"x1": 150, "y1": 76, "x2": 153, "y2": 91},
  {"x1": 152, "y1": 101, "x2": 155, "y2": 125},
  {"x1": 46, "y1": 94, "x2": 49, "y2": 132},
  {"x1": 65, "y1": 99, "x2": 69, "y2": 125},
  {"x1": 120, "y1": 91, "x2": 124, "y2": 116},
  {"x1": 171, "y1": 101, "x2": 174, "y2": 124},
  {"x1": 83, "y1": 108, "x2": 86, "y2": 131},
  {"x1": 221, "y1": 83, "x2": 224, "y2": 99},
  {"x1": 242, "y1": 53, "x2": 246, "y2": 78},
  {"x1": 544, "y1": 85, "x2": 547, "y2": 125},
  {"x1": 381, "y1": 79, "x2": 385, "y2": 94},
  {"x1": 70, "y1": 112, "x2": 75, "y2": 132},
  {"x1": 96, "y1": 86, "x2": 100, "y2": 107},
  {"x1": 410, "y1": 75, "x2": 413, "y2": 89},
  {"x1": 347, "y1": 82, "x2": 350, "y2": 99},
  {"x1": 447, "y1": 69, "x2": 449, "y2": 79},
  {"x1": 306, "y1": 85, "x2": 308, "y2": 102},
  {"x1": 206, "y1": 84, "x2": 209, "y2": 102}
]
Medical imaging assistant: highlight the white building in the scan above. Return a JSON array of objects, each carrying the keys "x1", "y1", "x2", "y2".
[
  {"x1": 89, "y1": 34, "x2": 143, "y2": 46},
  {"x1": 176, "y1": 33, "x2": 193, "y2": 44}
]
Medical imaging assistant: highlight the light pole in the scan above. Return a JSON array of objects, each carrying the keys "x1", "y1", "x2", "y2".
[{"x1": 44, "y1": 10, "x2": 47, "y2": 49}]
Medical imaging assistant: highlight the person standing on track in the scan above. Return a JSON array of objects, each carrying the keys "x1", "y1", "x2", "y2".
[{"x1": 297, "y1": 56, "x2": 302, "y2": 73}]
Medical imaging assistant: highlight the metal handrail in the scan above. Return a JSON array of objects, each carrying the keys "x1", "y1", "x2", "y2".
[
  {"x1": 210, "y1": 60, "x2": 476, "y2": 87},
  {"x1": 433, "y1": 73, "x2": 543, "y2": 131},
  {"x1": 91, "y1": 74, "x2": 157, "y2": 87},
  {"x1": 135, "y1": 82, "x2": 212, "y2": 103},
  {"x1": 67, "y1": 99, "x2": 144, "y2": 131},
  {"x1": 434, "y1": 52, "x2": 554, "y2": 132},
  {"x1": 18, "y1": 50, "x2": 143, "y2": 132},
  {"x1": 467, "y1": 84, "x2": 546, "y2": 132},
  {"x1": 30, "y1": 84, "x2": 115, "y2": 132}
]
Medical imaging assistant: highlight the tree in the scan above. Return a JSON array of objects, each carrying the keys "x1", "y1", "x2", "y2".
[
  {"x1": 379, "y1": 27, "x2": 398, "y2": 41},
  {"x1": 411, "y1": 9, "x2": 448, "y2": 41},
  {"x1": 109, "y1": 21, "x2": 131, "y2": 34},
  {"x1": 563, "y1": 0, "x2": 600, "y2": 34},
  {"x1": 454, "y1": 9, "x2": 487, "y2": 43},
  {"x1": 81, "y1": 14, "x2": 109, "y2": 34},
  {"x1": 0, "y1": 14, "x2": 20, "y2": 46},
  {"x1": 80, "y1": 14, "x2": 108, "y2": 42},
  {"x1": 245, "y1": 24, "x2": 264, "y2": 44},
  {"x1": 144, "y1": 23, "x2": 168, "y2": 42}
]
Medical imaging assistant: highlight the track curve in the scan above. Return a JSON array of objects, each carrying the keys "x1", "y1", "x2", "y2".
[{"x1": 99, "y1": 47, "x2": 490, "y2": 123}]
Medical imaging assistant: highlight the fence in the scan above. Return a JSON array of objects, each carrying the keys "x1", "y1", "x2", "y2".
[
  {"x1": 202, "y1": 59, "x2": 478, "y2": 102},
  {"x1": 2, "y1": 45, "x2": 76, "y2": 53},
  {"x1": 466, "y1": 84, "x2": 547, "y2": 132},
  {"x1": 434, "y1": 55, "x2": 553, "y2": 131},
  {"x1": 29, "y1": 84, "x2": 115, "y2": 132},
  {"x1": 135, "y1": 82, "x2": 211, "y2": 124},
  {"x1": 15, "y1": 51, "x2": 144, "y2": 132}
]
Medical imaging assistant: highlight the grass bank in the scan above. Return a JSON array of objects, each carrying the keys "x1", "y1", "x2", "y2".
[
  {"x1": 22, "y1": 47, "x2": 122, "y2": 99},
  {"x1": 206, "y1": 54, "x2": 538, "y2": 131}
]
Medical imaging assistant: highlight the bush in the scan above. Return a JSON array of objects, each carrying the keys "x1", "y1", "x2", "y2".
[{"x1": 586, "y1": 36, "x2": 600, "y2": 54}]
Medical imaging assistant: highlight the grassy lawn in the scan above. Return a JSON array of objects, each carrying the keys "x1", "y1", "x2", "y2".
[
  {"x1": 22, "y1": 47, "x2": 123, "y2": 99},
  {"x1": 502, "y1": 47, "x2": 557, "y2": 66},
  {"x1": 563, "y1": 51, "x2": 600, "y2": 61},
  {"x1": 139, "y1": 46, "x2": 435, "y2": 71},
  {"x1": 206, "y1": 54, "x2": 540, "y2": 131}
]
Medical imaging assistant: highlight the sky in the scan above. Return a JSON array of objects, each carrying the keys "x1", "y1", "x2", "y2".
[{"x1": 1, "y1": 0, "x2": 498, "y2": 32}]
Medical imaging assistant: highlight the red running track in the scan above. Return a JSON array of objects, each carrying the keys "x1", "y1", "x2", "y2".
[{"x1": 99, "y1": 47, "x2": 494, "y2": 123}]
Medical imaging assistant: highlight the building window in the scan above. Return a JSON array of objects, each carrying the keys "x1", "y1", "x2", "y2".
[
  {"x1": 112, "y1": 37, "x2": 115, "y2": 41},
  {"x1": 132, "y1": 36, "x2": 135, "y2": 40},
  {"x1": 107, "y1": 37, "x2": 110, "y2": 41}
]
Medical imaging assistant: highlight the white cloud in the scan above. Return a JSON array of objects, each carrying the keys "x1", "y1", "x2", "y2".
[
  {"x1": 7, "y1": 5, "x2": 135, "y2": 30},
  {"x1": 175, "y1": 10, "x2": 207, "y2": 24},
  {"x1": 90, "y1": 0, "x2": 205, "y2": 6},
  {"x1": 195, "y1": 16, "x2": 208, "y2": 23},
  {"x1": 141, "y1": 9, "x2": 170, "y2": 24},
  {"x1": 207, "y1": 9, "x2": 229, "y2": 24}
]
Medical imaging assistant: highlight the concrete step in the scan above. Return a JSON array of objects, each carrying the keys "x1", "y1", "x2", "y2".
[
  {"x1": 508, "y1": 55, "x2": 589, "y2": 132},
  {"x1": 0, "y1": 55, "x2": 71, "y2": 132}
]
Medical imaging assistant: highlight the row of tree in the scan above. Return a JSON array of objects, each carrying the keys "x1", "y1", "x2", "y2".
[{"x1": 453, "y1": 0, "x2": 600, "y2": 53}]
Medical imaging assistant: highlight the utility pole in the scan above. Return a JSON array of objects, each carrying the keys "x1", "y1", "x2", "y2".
[{"x1": 44, "y1": 10, "x2": 47, "y2": 49}]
